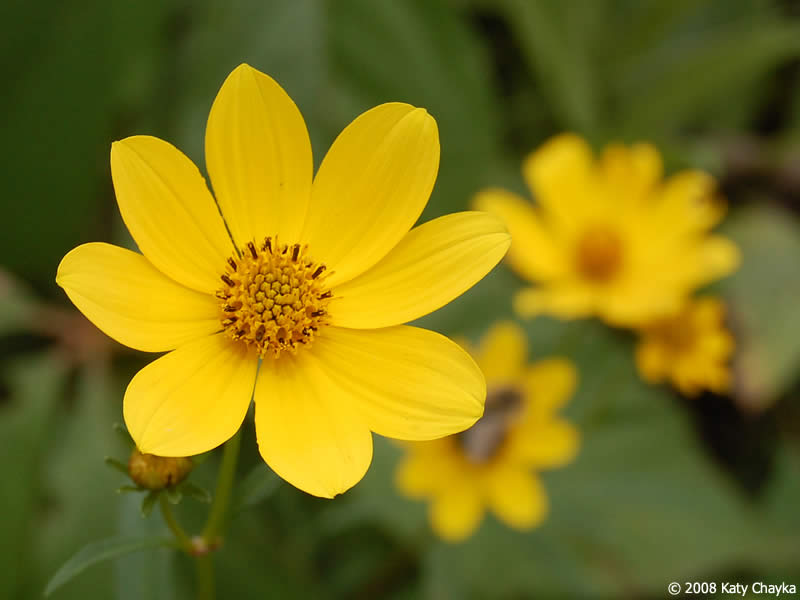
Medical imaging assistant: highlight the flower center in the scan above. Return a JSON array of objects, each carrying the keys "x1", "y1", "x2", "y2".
[
  {"x1": 576, "y1": 227, "x2": 623, "y2": 282},
  {"x1": 216, "y1": 237, "x2": 333, "y2": 358},
  {"x1": 457, "y1": 384, "x2": 524, "y2": 464}
]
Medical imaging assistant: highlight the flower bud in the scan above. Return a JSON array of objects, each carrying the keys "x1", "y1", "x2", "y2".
[{"x1": 128, "y1": 449, "x2": 193, "y2": 490}]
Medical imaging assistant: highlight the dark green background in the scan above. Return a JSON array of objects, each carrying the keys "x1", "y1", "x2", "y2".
[{"x1": 1, "y1": 1, "x2": 799, "y2": 598}]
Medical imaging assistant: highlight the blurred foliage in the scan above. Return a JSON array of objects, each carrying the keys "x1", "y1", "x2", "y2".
[{"x1": 1, "y1": 0, "x2": 799, "y2": 598}]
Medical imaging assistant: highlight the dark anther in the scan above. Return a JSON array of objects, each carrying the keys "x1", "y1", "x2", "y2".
[
  {"x1": 318, "y1": 291, "x2": 332, "y2": 299},
  {"x1": 222, "y1": 317, "x2": 238, "y2": 326},
  {"x1": 215, "y1": 290, "x2": 228, "y2": 300},
  {"x1": 281, "y1": 245, "x2": 288, "y2": 255},
  {"x1": 223, "y1": 305, "x2": 237, "y2": 312},
  {"x1": 263, "y1": 237, "x2": 272, "y2": 253},
  {"x1": 227, "y1": 257, "x2": 237, "y2": 271},
  {"x1": 312, "y1": 265, "x2": 326, "y2": 279},
  {"x1": 255, "y1": 325, "x2": 265, "y2": 341},
  {"x1": 311, "y1": 310, "x2": 325, "y2": 317},
  {"x1": 247, "y1": 242, "x2": 258, "y2": 259},
  {"x1": 236, "y1": 329, "x2": 246, "y2": 337},
  {"x1": 310, "y1": 326, "x2": 318, "y2": 331},
  {"x1": 221, "y1": 274, "x2": 235, "y2": 287},
  {"x1": 292, "y1": 244, "x2": 300, "y2": 261}
]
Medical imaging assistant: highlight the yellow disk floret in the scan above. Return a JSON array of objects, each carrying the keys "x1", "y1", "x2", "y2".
[{"x1": 216, "y1": 237, "x2": 333, "y2": 358}]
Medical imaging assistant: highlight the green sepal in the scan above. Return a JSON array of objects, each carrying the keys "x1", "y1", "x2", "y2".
[
  {"x1": 111, "y1": 422, "x2": 135, "y2": 448},
  {"x1": 140, "y1": 490, "x2": 159, "y2": 517},
  {"x1": 179, "y1": 481, "x2": 212, "y2": 503},
  {"x1": 116, "y1": 485, "x2": 142, "y2": 494},
  {"x1": 164, "y1": 486, "x2": 182, "y2": 505},
  {"x1": 104, "y1": 456, "x2": 129, "y2": 475}
]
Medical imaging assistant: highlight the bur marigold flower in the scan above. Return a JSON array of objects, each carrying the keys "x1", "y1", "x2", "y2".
[
  {"x1": 635, "y1": 296, "x2": 734, "y2": 397},
  {"x1": 56, "y1": 64, "x2": 511, "y2": 498},
  {"x1": 395, "y1": 322, "x2": 579, "y2": 542},
  {"x1": 474, "y1": 134, "x2": 740, "y2": 327}
]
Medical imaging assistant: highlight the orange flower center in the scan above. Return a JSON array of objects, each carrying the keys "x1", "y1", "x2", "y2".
[
  {"x1": 457, "y1": 384, "x2": 523, "y2": 463},
  {"x1": 216, "y1": 237, "x2": 333, "y2": 358},
  {"x1": 576, "y1": 227, "x2": 623, "y2": 282}
]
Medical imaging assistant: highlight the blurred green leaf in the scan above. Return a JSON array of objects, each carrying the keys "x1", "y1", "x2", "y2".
[
  {"x1": 328, "y1": 0, "x2": 503, "y2": 218},
  {"x1": 169, "y1": 0, "x2": 324, "y2": 161},
  {"x1": 617, "y1": 22, "x2": 800, "y2": 137},
  {"x1": 0, "y1": 353, "x2": 66, "y2": 599},
  {"x1": 31, "y1": 363, "x2": 128, "y2": 600},
  {"x1": 499, "y1": 0, "x2": 600, "y2": 133},
  {"x1": 114, "y1": 492, "x2": 187, "y2": 600},
  {"x1": 233, "y1": 464, "x2": 281, "y2": 514},
  {"x1": 44, "y1": 535, "x2": 173, "y2": 597},
  {"x1": 0, "y1": 1, "x2": 169, "y2": 287},
  {"x1": 718, "y1": 203, "x2": 800, "y2": 411}
]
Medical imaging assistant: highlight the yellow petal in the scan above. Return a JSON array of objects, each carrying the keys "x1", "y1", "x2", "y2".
[
  {"x1": 485, "y1": 466, "x2": 547, "y2": 529},
  {"x1": 311, "y1": 326, "x2": 485, "y2": 441},
  {"x1": 694, "y1": 236, "x2": 740, "y2": 283},
  {"x1": 56, "y1": 243, "x2": 220, "y2": 352},
  {"x1": 110, "y1": 136, "x2": 234, "y2": 294},
  {"x1": 473, "y1": 189, "x2": 566, "y2": 281},
  {"x1": 429, "y1": 483, "x2": 484, "y2": 542},
  {"x1": 508, "y1": 419, "x2": 580, "y2": 468},
  {"x1": 522, "y1": 358, "x2": 578, "y2": 415},
  {"x1": 124, "y1": 333, "x2": 257, "y2": 457},
  {"x1": 657, "y1": 170, "x2": 725, "y2": 231},
  {"x1": 635, "y1": 337, "x2": 670, "y2": 384},
  {"x1": 600, "y1": 142, "x2": 662, "y2": 203},
  {"x1": 522, "y1": 133, "x2": 595, "y2": 230},
  {"x1": 205, "y1": 64, "x2": 313, "y2": 247},
  {"x1": 330, "y1": 212, "x2": 510, "y2": 328},
  {"x1": 303, "y1": 103, "x2": 439, "y2": 287},
  {"x1": 395, "y1": 442, "x2": 455, "y2": 497},
  {"x1": 254, "y1": 351, "x2": 373, "y2": 498},
  {"x1": 475, "y1": 320, "x2": 528, "y2": 382},
  {"x1": 514, "y1": 286, "x2": 595, "y2": 320}
]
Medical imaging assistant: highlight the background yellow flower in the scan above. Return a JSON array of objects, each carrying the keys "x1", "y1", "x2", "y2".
[
  {"x1": 636, "y1": 296, "x2": 735, "y2": 397},
  {"x1": 475, "y1": 134, "x2": 740, "y2": 327},
  {"x1": 395, "y1": 321, "x2": 579, "y2": 541}
]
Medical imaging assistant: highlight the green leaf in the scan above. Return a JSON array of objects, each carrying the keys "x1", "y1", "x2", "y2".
[
  {"x1": 328, "y1": 0, "x2": 503, "y2": 218},
  {"x1": 44, "y1": 536, "x2": 173, "y2": 597},
  {"x1": 617, "y1": 22, "x2": 800, "y2": 136},
  {"x1": 233, "y1": 464, "x2": 281, "y2": 514},
  {"x1": 500, "y1": 0, "x2": 601, "y2": 133},
  {"x1": 0, "y1": 354, "x2": 67, "y2": 599},
  {"x1": 140, "y1": 491, "x2": 159, "y2": 518},
  {"x1": 716, "y1": 203, "x2": 800, "y2": 411}
]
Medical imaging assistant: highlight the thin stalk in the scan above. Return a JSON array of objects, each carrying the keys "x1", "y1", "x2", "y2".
[
  {"x1": 195, "y1": 554, "x2": 215, "y2": 600},
  {"x1": 202, "y1": 427, "x2": 242, "y2": 544},
  {"x1": 159, "y1": 494, "x2": 192, "y2": 552}
]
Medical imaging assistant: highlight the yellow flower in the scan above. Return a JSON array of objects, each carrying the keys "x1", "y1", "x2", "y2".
[
  {"x1": 395, "y1": 322, "x2": 579, "y2": 542},
  {"x1": 55, "y1": 64, "x2": 511, "y2": 498},
  {"x1": 474, "y1": 134, "x2": 740, "y2": 326},
  {"x1": 635, "y1": 296, "x2": 734, "y2": 397}
]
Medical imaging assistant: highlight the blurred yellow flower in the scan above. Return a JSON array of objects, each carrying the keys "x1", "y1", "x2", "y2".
[
  {"x1": 475, "y1": 134, "x2": 740, "y2": 327},
  {"x1": 636, "y1": 296, "x2": 734, "y2": 397},
  {"x1": 56, "y1": 64, "x2": 511, "y2": 498},
  {"x1": 395, "y1": 322, "x2": 579, "y2": 542}
]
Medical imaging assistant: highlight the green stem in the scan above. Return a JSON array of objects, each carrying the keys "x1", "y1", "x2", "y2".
[
  {"x1": 202, "y1": 427, "x2": 242, "y2": 544},
  {"x1": 195, "y1": 554, "x2": 215, "y2": 600},
  {"x1": 159, "y1": 494, "x2": 192, "y2": 552}
]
